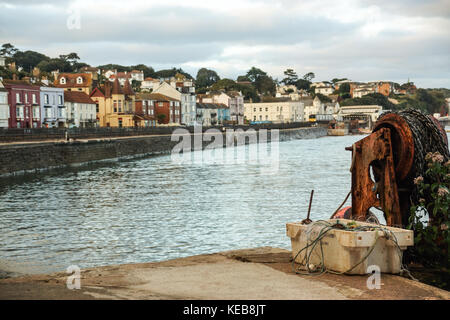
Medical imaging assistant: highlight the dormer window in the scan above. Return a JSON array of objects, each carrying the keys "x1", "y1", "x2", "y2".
[
  {"x1": 76, "y1": 76, "x2": 83, "y2": 84},
  {"x1": 60, "y1": 77, "x2": 66, "y2": 85}
]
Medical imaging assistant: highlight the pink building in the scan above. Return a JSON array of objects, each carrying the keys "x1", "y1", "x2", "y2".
[{"x1": 3, "y1": 80, "x2": 41, "y2": 128}]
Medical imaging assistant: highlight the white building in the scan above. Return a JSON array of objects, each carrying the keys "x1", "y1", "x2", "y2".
[
  {"x1": 337, "y1": 105, "x2": 383, "y2": 123},
  {"x1": 64, "y1": 91, "x2": 97, "y2": 128},
  {"x1": 0, "y1": 81, "x2": 9, "y2": 128},
  {"x1": 310, "y1": 81, "x2": 334, "y2": 96},
  {"x1": 141, "y1": 77, "x2": 160, "y2": 92},
  {"x1": 244, "y1": 100, "x2": 304, "y2": 123},
  {"x1": 106, "y1": 70, "x2": 144, "y2": 85},
  {"x1": 352, "y1": 85, "x2": 376, "y2": 98},
  {"x1": 199, "y1": 91, "x2": 244, "y2": 125},
  {"x1": 40, "y1": 86, "x2": 65, "y2": 128},
  {"x1": 153, "y1": 81, "x2": 197, "y2": 126},
  {"x1": 303, "y1": 96, "x2": 340, "y2": 121}
]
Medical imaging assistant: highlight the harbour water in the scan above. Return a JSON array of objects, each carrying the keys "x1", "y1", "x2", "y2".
[{"x1": 0, "y1": 134, "x2": 447, "y2": 275}]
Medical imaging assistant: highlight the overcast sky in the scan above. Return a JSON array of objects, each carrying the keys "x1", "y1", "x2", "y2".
[{"x1": 0, "y1": 0, "x2": 449, "y2": 88}]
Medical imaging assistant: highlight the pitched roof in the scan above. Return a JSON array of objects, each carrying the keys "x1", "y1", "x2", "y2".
[
  {"x1": 197, "y1": 103, "x2": 229, "y2": 109},
  {"x1": 2, "y1": 79, "x2": 40, "y2": 89},
  {"x1": 80, "y1": 66, "x2": 99, "y2": 72},
  {"x1": 54, "y1": 73, "x2": 93, "y2": 88},
  {"x1": 122, "y1": 78, "x2": 135, "y2": 96},
  {"x1": 136, "y1": 92, "x2": 179, "y2": 102},
  {"x1": 111, "y1": 77, "x2": 123, "y2": 95},
  {"x1": 227, "y1": 91, "x2": 242, "y2": 98},
  {"x1": 64, "y1": 91, "x2": 96, "y2": 104}
]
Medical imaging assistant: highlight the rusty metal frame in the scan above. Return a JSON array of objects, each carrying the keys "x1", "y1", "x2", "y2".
[{"x1": 348, "y1": 128, "x2": 403, "y2": 226}]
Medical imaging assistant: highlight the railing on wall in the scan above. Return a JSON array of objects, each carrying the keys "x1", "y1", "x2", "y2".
[{"x1": 0, "y1": 122, "x2": 314, "y2": 143}]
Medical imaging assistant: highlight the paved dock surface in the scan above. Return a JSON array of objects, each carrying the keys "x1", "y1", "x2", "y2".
[{"x1": 0, "y1": 247, "x2": 448, "y2": 300}]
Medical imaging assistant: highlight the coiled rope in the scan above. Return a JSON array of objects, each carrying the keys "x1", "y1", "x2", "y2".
[{"x1": 291, "y1": 220, "x2": 417, "y2": 280}]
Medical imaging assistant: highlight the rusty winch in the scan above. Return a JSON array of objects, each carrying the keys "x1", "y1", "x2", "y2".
[{"x1": 346, "y1": 109, "x2": 449, "y2": 227}]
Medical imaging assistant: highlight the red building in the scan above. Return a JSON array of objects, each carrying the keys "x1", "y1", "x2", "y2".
[
  {"x1": 136, "y1": 93, "x2": 180, "y2": 124},
  {"x1": 3, "y1": 80, "x2": 41, "y2": 128},
  {"x1": 134, "y1": 97, "x2": 156, "y2": 127}
]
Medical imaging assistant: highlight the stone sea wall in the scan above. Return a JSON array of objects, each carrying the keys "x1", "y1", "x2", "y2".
[{"x1": 0, "y1": 127, "x2": 326, "y2": 176}]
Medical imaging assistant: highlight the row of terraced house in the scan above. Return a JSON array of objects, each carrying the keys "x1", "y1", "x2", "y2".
[{"x1": 0, "y1": 69, "x2": 245, "y2": 128}]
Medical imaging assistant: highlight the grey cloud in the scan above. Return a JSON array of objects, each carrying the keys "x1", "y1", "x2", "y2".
[{"x1": 0, "y1": 0, "x2": 448, "y2": 88}]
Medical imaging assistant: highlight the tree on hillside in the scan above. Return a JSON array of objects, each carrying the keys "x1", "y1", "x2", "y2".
[
  {"x1": 341, "y1": 93, "x2": 397, "y2": 111},
  {"x1": 210, "y1": 78, "x2": 237, "y2": 91},
  {"x1": 13, "y1": 50, "x2": 50, "y2": 72},
  {"x1": 0, "y1": 43, "x2": 18, "y2": 57},
  {"x1": 415, "y1": 88, "x2": 444, "y2": 114},
  {"x1": 59, "y1": 53, "x2": 80, "y2": 66},
  {"x1": 131, "y1": 80, "x2": 141, "y2": 92},
  {"x1": 196, "y1": 68, "x2": 220, "y2": 89},
  {"x1": 97, "y1": 64, "x2": 131, "y2": 72},
  {"x1": 246, "y1": 67, "x2": 267, "y2": 83},
  {"x1": 338, "y1": 83, "x2": 350, "y2": 94},
  {"x1": 236, "y1": 75, "x2": 250, "y2": 82},
  {"x1": 254, "y1": 75, "x2": 276, "y2": 96},
  {"x1": 154, "y1": 68, "x2": 193, "y2": 80},
  {"x1": 331, "y1": 78, "x2": 347, "y2": 84},
  {"x1": 295, "y1": 79, "x2": 311, "y2": 91},
  {"x1": 37, "y1": 59, "x2": 65, "y2": 73},
  {"x1": 315, "y1": 93, "x2": 332, "y2": 103},
  {"x1": 281, "y1": 68, "x2": 298, "y2": 85},
  {"x1": 303, "y1": 72, "x2": 315, "y2": 82},
  {"x1": 131, "y1": 64, "x2": 155, "y2": 78}
]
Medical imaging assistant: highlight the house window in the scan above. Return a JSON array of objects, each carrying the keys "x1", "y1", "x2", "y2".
[
  {"x1": 96, "y1": 104, "x2": 99, "y2": 113},
  {"x1": 60, "y1": 77, "x2": 66, "y2": 84},
  {"x1": 33, "y1": 106, "x2": 40, "y2": 119},
  {"x1": 113, "y1": 100, "x2": 117, "y2": 112},
  {"x1": 265, "y1": 107, "x2": 268, "y2": 111},
  {"x1": 16, "y1": 93, "x2": 21, "y2": 103},
  {"x1": 77, "y1": 77, "x2": 83, "y2": 84},
  {"x1": 45, "y1": 107, "x2": 52, "y2": 118},
  {"x1": 118, "y1": 100, "x2": 122, "y2": 112},
  {"x1": 32, "y1": 94, "x2": 37, "y2": 104},
  {"x1": 158, "y1": 102, "x2": 163, "y2": 107},
  {"x1": 58, "y1": 95, "x2": 63, "y2": 105},
  {"x1": 44, "y1": 94, "x2": 49, "y2": 104},
  {"x1": 253, "y1": 116, "x2": 256, "y2": 121},
  {"x1": 253, "y1": 108, "x2": 256, "y2": 112},
  {"x1": 25, "y1": 94, "x2": 29, "y2": 104}
]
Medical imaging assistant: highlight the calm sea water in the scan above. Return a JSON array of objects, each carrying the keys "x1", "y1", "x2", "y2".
[{"x1": 0, "y1": 133, "x2": 448, "y2": 274}]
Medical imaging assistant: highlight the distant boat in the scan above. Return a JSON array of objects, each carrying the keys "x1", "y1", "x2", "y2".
[
  {"x1": 327, "y1": 128, "x2": 348, "y2": 136},
  {"x1": 327, "y1": 120, "x2": 348, "y2": 136}
]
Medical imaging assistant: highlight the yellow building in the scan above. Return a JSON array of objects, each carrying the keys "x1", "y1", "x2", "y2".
[
  {"x1": 54, "y1": 73, "x2": 95, "y2": 95},
  {"x1": 90, "y1": 78, "x2": 139, "y2": 127}
]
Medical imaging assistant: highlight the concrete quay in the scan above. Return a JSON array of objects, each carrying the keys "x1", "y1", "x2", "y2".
[{"x1": 0, "y1": 247, "x2": 448, "y2": 300}]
